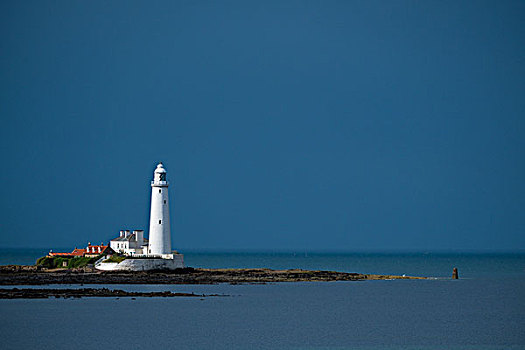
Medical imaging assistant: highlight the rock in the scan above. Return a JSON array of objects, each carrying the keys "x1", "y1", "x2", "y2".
[
  {"x1": 0, "y1": 288, "x2": 214, "y2": 299},
  {"x1": 0, "y1": 266, "x2": 426, "y2": 285}
]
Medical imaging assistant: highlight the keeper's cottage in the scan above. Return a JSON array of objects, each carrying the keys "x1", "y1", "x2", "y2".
[{"x1": 96, "y1": 163, "x2": 184, "y2": 271}]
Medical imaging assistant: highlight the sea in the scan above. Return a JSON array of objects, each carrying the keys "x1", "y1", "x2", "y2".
[{"x1": 0, "y1": 249, "x2": 524, "y2": 350}]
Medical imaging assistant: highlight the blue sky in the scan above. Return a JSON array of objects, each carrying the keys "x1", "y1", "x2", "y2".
[{"x1": 1, "y1": 1, "x2": 524, "y2": 251}]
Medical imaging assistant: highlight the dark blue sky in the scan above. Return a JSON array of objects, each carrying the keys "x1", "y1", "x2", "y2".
[{"x1": 1, "y1": 1, "x2": 524, "y2": 251}]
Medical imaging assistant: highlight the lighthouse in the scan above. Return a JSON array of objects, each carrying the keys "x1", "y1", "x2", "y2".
[
  {"x1": 96, "y1": 162, "x2": 184, "y2": 271},
  {"x1": 147, "y1": 163, "x2": 172, "y2": 255}
]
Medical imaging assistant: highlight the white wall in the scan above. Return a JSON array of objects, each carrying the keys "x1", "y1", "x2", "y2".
[{"x1": 96, "y1": 254, "x2": 185, "y2": 271}]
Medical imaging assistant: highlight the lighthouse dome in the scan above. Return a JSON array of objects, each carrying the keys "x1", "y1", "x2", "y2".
[{"x1": 155, "y1": 163, "x2": 166, "y2": 173}]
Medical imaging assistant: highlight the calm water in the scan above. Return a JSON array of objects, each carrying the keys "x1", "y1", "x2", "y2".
[{"x1": 0, "y1": 249, "x2": 524, "y2": 349}]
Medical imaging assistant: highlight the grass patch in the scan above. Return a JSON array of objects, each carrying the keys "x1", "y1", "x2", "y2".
[
  {"x1": 102, "y1": 256, "x2": 127, "y2": 263},
  {"x1": 36, "y1": 256, "x2": 100, "y2": 269}
]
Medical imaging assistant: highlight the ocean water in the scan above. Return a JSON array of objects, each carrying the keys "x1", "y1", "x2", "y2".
[{"x1": 0, "y1": 250, "x2": 524, "y2": 349}]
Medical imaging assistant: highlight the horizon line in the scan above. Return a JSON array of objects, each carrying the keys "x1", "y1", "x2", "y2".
[{"x1": 1, "y1": 247, "x2": 524, "y2": 254}]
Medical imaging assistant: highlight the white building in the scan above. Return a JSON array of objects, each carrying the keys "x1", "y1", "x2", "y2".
[
  {"x1": 109, "y1": 230, "x2": 148, "y2": 255},
  {"x1": 97, "y1": 162, "x2": 184, "y2": 271}
]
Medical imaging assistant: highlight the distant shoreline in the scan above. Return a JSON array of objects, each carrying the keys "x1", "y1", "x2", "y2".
[{"x1": 0, "y1": 265, "x2": 425, "y2": 285}]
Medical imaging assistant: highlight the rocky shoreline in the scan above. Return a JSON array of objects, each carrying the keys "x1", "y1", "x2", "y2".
[
  {"x1": 0, "y1": 265, "x2": 425, "y2": 285},
  {"x1": 0, "y1": 287, "x2": 219, "y2": 299}
]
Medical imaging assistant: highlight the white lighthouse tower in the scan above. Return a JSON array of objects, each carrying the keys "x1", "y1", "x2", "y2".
[{"x1": 148, "y1": 163, "x2": 172, "y2": 255}]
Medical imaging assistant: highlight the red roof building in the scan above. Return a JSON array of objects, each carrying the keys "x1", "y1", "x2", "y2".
[
  {"x1": 48, "y1": 244, "x2": 113, "y2": 258},
  {"x1": 48, "y1": 248, "x2": 86, "y2": 258},
  {"x1": 71, "y1": 248, "x2": 86, "y2": 256},
  {"x1": 84, "y1": 244, "x2": 113, "y2": 257}
]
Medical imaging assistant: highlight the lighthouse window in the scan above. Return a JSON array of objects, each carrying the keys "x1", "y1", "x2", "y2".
[
  {"x1": 159, "y1": 220, "x2": 162, "y2": 224},
  {"x1": 164, "y1": 200, "x2": 166, "y2": 204},
  {"x1": 159, "y1": 189, "x2": 161, "y2": 193}
]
